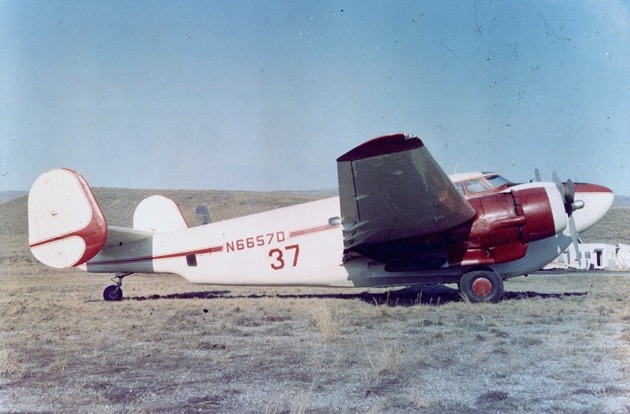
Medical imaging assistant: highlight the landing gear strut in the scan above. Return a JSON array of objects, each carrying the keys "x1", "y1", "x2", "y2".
[
  {"x1": 103, "y1": 273, "x2": 132, "y2": 302},
  {"x1": 459, "y1": 270, "x2": 504, "y2": 303}
]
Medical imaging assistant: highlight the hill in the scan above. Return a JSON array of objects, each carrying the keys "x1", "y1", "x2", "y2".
[
  {"x1": 0, "y1": 188, "x2": 329, "y2": 264},
  {"x1": 580, "y1": 206, "x2": 630, "y2": 245},
  {"x1": 614, "y1": 195, "x2": 630, "y2": 207},
  {"x1": 0, "y1": 191, "x2": 27, "y2": 204},
  {"x1": 1, "y1": 188, "x2": 628, "y2": 265}
]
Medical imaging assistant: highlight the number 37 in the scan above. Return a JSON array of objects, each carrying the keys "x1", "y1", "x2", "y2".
[{"x1": 269, "y1": 244, "x2": 300, "y2": 270}]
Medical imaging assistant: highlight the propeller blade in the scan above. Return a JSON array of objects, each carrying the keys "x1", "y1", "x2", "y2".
[
  {"x1": 568, "y1": 215, "x2": 582, "y2": 268},
  {"x1": 552, "y1": 173, "x2": 583, "y2": 216},
  {"x1": 565, "y1": 179, "x2": 575, "y2": 204},
  {"x1": 534, "y1": 168, "x2": 542, "y2": 182},
  {"x1": 552, "y1": 171, "x2": 565, "y2": 198}
]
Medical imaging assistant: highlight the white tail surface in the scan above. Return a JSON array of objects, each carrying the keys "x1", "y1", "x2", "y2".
[
  {"x1": 28, "y1": 169, "x2": 107, "y2": 268},
  {"x1": 133, "y1": 195, "x2": 189, "y2": 232}
]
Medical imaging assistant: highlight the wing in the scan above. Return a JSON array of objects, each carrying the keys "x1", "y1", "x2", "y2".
[{"x1": 337, "y1": 134, "x2": 476, "y2": 250}]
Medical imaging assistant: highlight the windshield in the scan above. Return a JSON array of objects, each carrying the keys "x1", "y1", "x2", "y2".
[{"x1": 486, "y1": 175, "x2": 512, "y2": 188}]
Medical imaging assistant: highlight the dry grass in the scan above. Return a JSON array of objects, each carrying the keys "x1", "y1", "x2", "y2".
[
  {"x1": 311, "y1": 306, "x2": 343, "y2": 342},
  {"x1": 1, "y1": 190, "x2": 629, "y2": 412},
  {"x1": 1, "y1": 264, "x2": 629, "y2": 413}
]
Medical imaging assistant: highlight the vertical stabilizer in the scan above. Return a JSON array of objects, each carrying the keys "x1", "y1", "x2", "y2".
[
  {"x1": 28, "y1": 168, "x2": 107, "y2": 268},
  {"x1": 133, "y1": 195, "x2": 189, "y2": 232}
]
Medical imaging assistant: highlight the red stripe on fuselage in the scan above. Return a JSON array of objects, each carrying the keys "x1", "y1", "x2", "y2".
[
  {"x1": 88, "y1": 221, "x2": 339, "y2": 267},
  {"x1": 289, "y1": 223, "x2": 339, "y2": 238}
]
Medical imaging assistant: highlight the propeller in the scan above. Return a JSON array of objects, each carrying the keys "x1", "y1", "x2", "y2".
[
  {"x1": 551, "y1": 171, "x2": 584, "y2": 267},
  {"x1": 552, "y1": 172, "x2": 585, "y2": 216}
]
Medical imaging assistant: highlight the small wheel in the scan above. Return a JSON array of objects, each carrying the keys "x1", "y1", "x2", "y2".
[
  {"x1": 459, "y1": 270, "x2": 504, "y2": 303},
  {"x1": 103, "y1": 285, "x2": 123, "y2": 301}
]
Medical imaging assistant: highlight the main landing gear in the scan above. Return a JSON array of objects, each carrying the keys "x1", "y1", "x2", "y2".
[
  {"x1": 103, "y1": 273, "x2": 132, "y2": 302},
  {"x1": 459, "y1": 269, "x2": 504, "y2": 303}
]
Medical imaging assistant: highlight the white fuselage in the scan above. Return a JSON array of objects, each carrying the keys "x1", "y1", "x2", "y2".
[
  {"x1": 82, "y1": 182, "x2": 612, "y2": 287},
  {"x1": 84, "y1": 197, "x2": 358, "y2": 286}
]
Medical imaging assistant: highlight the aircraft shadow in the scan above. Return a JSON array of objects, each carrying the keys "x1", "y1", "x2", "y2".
[{"x1": 129, "y1": 285, "x2": 587, "y2": 306}]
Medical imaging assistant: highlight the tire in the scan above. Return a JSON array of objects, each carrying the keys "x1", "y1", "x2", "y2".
[
  {"x1": 103, "y1": 285, "x2": 123, "y2": 301},
  {"x1": 459, "y1": 270, "x2": 504, "y2": 303}
]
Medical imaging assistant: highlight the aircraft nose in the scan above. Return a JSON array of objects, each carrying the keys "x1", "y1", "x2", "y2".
[{"x1": 570, "y1": 183, "x2": 614, "y2": 233}]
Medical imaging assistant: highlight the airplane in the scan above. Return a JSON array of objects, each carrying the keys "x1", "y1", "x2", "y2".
[{"x1": 27, "y1": 133, "x2": 614, "y2": 303}]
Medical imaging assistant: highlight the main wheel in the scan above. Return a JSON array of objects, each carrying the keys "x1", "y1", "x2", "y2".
[
  {"x1": 459, "y1": 270, "x2": 504, "y2": 303},
  {"x1": 103, "y1": 285, "x2": 123, "y2": 301}
]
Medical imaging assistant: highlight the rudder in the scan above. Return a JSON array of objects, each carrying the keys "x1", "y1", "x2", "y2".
[{"x1": 28, "y1": 168, "x2": 107, "y2": 268}]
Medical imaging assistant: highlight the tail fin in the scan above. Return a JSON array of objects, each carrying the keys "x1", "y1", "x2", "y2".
[
  {"x1": 28, "y1": 168, "x2": 107, "y2": 268},
  {"x1": 133, "y1": 195, "x2": 189, "y2": 232}
]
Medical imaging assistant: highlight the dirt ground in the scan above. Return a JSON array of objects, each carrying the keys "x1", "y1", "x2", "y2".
[{"x1": 1, "y1": 263, "x2": 629, "y2": 413}]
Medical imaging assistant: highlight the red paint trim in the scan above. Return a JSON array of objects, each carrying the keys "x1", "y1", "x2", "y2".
[
  {"x1": 208, "y1": 246, "x2": 224, "y2": 253},
  {"x1": 289, "y1": 223, "x2": 339, "y2": 238},
  {"x1": 336, "y1": 134, "x2": 423, "y2": 162},
  {"x1": 89, "y1": 221, "x2": 339, "y2": 267},
  {"x1": 29, "y1": 169, "x2": 107, "y2": 267},
  {"x1": 472, "y1": 278, "x2": 492, "y2": 297},
  {"x1": 513, "y1": 187, "x2": 556, "y2": 242},
  {"x1": 573, "y1": 183, "x2": 613, "y2": 193},
  {"x1": 30, "y1": 236, "x2": 66, "y2": 249}
]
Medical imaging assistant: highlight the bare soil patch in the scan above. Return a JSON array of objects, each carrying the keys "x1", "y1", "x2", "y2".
[{"x1": 1, "y1": 264, "x2": 629, "y2": 413}]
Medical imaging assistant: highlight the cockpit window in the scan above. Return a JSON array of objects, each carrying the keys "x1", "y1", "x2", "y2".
[
  {"x1": 486, "y1": 175, "x2": 511, "y2": 188},
  {"x1": 454, "y1": 182, "x2": 466, "y2": 196},
  {"x1": 465, "y1": 178, "x2": 491, "y2": 194}
]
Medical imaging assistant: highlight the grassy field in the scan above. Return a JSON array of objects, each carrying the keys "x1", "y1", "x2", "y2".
[
  {"x1": 1, "y1": 191, "x2": 629, "y2": 412},
  {"x1": 1, "y1": 264, "x2": 629, "y2": 413}
]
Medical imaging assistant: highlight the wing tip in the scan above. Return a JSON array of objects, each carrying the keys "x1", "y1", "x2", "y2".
[{"x1": 337, "y1": 133, "x2": 423, "y2": 162}]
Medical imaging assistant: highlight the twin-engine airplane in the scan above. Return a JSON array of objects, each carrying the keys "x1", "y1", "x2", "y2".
[{"x1": 28, "y1": 134, "x2": 614, "y2": 303}]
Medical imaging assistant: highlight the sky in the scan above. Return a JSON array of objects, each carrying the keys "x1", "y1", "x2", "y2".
[{"x1": 1, "y1": 0, "x2": 629, "y2": 195}]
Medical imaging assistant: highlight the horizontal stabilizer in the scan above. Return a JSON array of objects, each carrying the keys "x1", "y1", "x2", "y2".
[
  {"x1": 133, "y1": 195, "x2": 189, "y2": 232},
  {"x1": 28, "y1": 169, "x2": 107, "y2": 268},
  {"x1": 105, "y1": 226, "x2": 153, "y2": 248}
]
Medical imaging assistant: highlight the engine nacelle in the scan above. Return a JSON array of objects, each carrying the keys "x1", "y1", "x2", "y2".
[
  {"x1": 511, "y1": 183, "x2": 568, "y2": 242},
  {"x1": 449, "y1": 183, "x2": 568, "y2": 266},
  {"x1": 332, "y1": 183, "x2": 571, "y2": 270}
]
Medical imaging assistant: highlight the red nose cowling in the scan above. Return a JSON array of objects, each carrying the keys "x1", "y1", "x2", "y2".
[{"x1": 445, "y1": 187, "x2": 558, "y2": 266}]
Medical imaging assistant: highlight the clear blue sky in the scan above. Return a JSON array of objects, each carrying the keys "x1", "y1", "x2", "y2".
[{"x1": 1, "y1": 1, "x2": 629, "y2": 195}]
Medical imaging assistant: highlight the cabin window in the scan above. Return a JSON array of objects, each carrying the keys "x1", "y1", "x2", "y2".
[
  {"x1": 186, "y1": 254, "x2": 197, "y2": 267},
  {"x1": 466, "y1": 178, "x2": 491, "y2": 194}
]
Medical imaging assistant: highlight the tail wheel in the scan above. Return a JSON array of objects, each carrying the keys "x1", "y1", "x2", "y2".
[
  {"x1": 103, "y1": 285, "x2": 123, "y2": 301},
  {"x1": 459, "y1": 270, "x2": 504, "y2": 303},
  {"x1": 102, "y1": 272, "x2": 131, "y2": 302}
]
